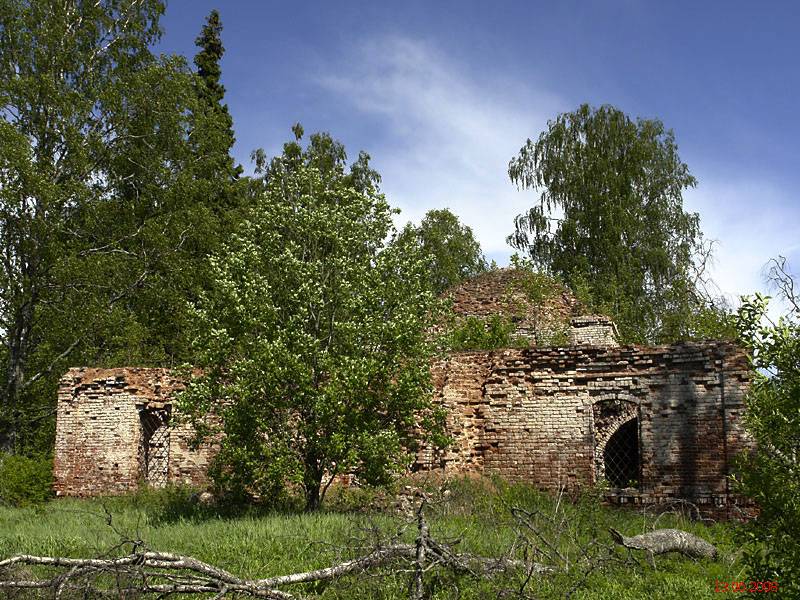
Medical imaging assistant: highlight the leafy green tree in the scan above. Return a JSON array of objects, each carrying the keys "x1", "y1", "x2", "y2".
[
  {"x1": 0, "y1": 0, "x2": 224, "y2": 451},
  {"x1": 508, "y1": 103, "x2": 705, "y2": 343},
  {"x1": 179, "y1": 128, "x2": 445, "y2": 511},
  {"x1": 394, "y1": 208, "x2": 487, "y2": 294},
  {"x1": 735, "y1": 257, "x2": 800, "y2": 594}
]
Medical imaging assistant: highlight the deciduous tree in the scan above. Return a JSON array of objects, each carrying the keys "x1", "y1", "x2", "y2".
[
  {"x1": 735, "y1": 257, "x2": 800, "y2": 594},
  {"x1": 394, "y1": 208, "x2": 487, "y2": 294},
  {"x1": 180, "y1": 128, "x2": 446, "y2": 511},
  {"x1": 0, "y1": 0, "x2": 224, "y2": 451},
  {"x1": 508, "y1": 104, "x2": 705, "y2": 343}
]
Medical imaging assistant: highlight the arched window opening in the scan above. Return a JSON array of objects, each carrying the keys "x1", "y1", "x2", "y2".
[
  {"x1": 139, "y1": 407, "x2": 170, "y2": 487},
  {"x1": 603, "y1": 418, "x2": 639, "y2": 488}
]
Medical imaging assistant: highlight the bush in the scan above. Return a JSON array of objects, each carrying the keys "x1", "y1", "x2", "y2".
[
  {"x1": 0, "y1": 453, "x2": 53, "y2": 506},
  {"x1": 734, "y1": 288, "x2": 800, "y2": 596},
  {"x1": 448, "y1": 315, "x2": 527, "y2": 351}
]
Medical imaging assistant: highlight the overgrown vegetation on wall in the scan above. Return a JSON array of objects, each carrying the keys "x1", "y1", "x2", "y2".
[
  {"x1": 447, "y1": 315, "x2": 528, "y2": 351},
  {"x1": 442, "y1": 259, "x2": 573, "y2": 351}
]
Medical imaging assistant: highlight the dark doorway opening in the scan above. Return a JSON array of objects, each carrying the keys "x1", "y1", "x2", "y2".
[
  {"x1": 139, "y1": 407, "x2": 170, "y2": 487},
  {"x1": 603, "y1": 418, "x2": 639, "y2": 488}
]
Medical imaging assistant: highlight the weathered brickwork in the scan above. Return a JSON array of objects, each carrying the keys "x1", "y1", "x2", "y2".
[
  {"x1": 54, "y1": 368, "x2": 216, "y2": 497},
  {"x1": 446, "y1": 269, "x2": 591, "y2": 345},
  {"x1": 569, "y1": 316, "x2": 619, "y2": 347},
  {"x1": 55, "y1": 344, "x2": 753, "y2": 518},
  {"x1": 447, "y1": 268, "x2": 576, "y2": 318},
  {"x1": 416, "y1": 342, "x2": 754, "y2": 518}
]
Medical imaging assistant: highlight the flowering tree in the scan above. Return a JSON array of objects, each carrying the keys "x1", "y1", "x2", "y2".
[{"x1": 180, "y1": 128, "x2": 446, "y2": 510}]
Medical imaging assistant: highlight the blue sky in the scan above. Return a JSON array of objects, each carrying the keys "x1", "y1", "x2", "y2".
[{"x1": 158, "y1": 1, "x2": 800, "y2": 309}]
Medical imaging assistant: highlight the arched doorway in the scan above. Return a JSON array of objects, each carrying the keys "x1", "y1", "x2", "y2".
[
  {"x1": 592, "y1": 398, "x2": 640, "y2": 488},
  {"x1": 138, "y1": 406, "x2": 171, "y2": 487},
  {"x1": 603, "y1": 417, "x2": 640, "y2": 488}
]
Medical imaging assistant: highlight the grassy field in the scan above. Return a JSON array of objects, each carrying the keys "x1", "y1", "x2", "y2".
[{"x1": 0, "y1": 478, "x2": 753, "y2": 599}]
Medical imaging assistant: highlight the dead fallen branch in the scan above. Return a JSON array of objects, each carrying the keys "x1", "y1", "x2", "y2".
[
  {"x1": 0, "y1": 497, "x2": 719, "y2": 598},
  {"x1": 0, "y1": 542, "x2": 542, "y2": 598},
  {"x1": 609, "y1": 528, "x2": 718, "y2": 560}
]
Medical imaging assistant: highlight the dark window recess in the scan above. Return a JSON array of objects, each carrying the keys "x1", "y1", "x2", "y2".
[
  {"x1": 603, "y1": 418, "x2": 639, "y2": 488},
  {"x1": 139, "y1": 408, "x2": 170, "y2": 488}
]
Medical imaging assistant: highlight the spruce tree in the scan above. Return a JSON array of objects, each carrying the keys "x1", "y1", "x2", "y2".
[{"x1": 193, "y1": 9, "x2": 242, "y2": 183}]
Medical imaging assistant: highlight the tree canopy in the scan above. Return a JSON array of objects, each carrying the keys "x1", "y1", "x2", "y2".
[
  {"x1": 0, "y1": 0, "x2": 233, "y2": 452},
  {"x1": 394, "y1": 208, "x2": 487, "y2": 294},
  {"x1": 192, "y1": 9, "x2": 242, "y2": 185},
  {"x1": 179, "y1": 128, "x2": 446, "y2": 510},
  {"x1": 508, "y1": 103, "x2": 707, "y2": 343}
]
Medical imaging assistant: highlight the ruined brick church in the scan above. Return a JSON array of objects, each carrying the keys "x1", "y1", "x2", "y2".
[{"x1": 54, "y1": 269, "x2": 754, "y2": 517}]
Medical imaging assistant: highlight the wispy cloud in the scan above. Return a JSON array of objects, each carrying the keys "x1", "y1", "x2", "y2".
[
  {"x1": 319, "y1": 36, "x2": 564, "y2": 259},
  {"x1": 319, "y1": 34, "x2": 799, "y2": 308},
  {"x1": 684, "y1": 176, "x2": 800, "y2": 309}
]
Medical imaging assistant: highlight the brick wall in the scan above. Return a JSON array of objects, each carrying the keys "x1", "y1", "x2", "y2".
[
  {"x1": 417, "y1": 341, "x2": 754, "y2": 518},
  {"x1": 569, "y1": 316, "x2": 619, "y2": 347},
  {"x1": 54, "y1": 368, "x2": 215, "y2": 496},
  {"x1": 55, "y1": 343, "x2": 755, "y2": 518}
]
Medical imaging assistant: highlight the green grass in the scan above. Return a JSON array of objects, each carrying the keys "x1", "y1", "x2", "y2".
[{"x1": 0, "y1": 478, "x2": 754, "y2": 599}]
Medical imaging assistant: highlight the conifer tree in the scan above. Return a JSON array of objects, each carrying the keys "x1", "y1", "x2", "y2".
[{"x1": 193, "y1": 9, "x2": 242, "y2": 184}]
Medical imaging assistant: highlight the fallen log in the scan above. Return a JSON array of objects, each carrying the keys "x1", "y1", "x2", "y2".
[{"x1": 609, "y1": 528, "x2": 718, "y2": 560}]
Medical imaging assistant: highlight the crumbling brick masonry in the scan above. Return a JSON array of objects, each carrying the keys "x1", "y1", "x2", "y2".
[
  {"x1": 54, "y1": 341, "x2": 753, "y2": 518},
  {"x1": 415, "y1": 341, "x2": 754, "y2": 518},
  {"x1": 53, "y1": 368, "x2": 215, "y2": 497},
  {"x1": 52, "y1": 270, "x2": 754, "y2": 517}
]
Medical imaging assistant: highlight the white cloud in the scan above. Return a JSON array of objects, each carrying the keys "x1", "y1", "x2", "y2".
[
  {"x1": 319, "y1": 34, "x2": 800, "y2": 314},
  {"x1": 684, "y1": 176, "x2": 800, "y2": 313},
  {"x1": 318, "y1": 35, "x2": 564, "y2": 257}
]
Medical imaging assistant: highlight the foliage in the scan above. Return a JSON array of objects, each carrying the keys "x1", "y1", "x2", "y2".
[
  {"x1": 179, "y1": 128, "x2": 447, "y2": 511},
  {"x1": 447, "y1": 315, "x2": 527, "y2": 351},
  {"x1": 192, "y1": 9, "x2": 243, "y2": 186},
  {"x1": 0, "y1": 0, "x2": 234, "y2": 453},
  {"x1": 442, "y1": 256, "x2": 573, "y2": 351},
  {"x1": 0, "y1": 453, "x2": 52, "y2": 506},
  {"x1": 393, "y1": 208, "x2": 487, "y2": 294},
  {"x1": 683, "y1": 301, "x2": 739, "y2": 341},
  {"x1": 508, "y1": 103, "x2": 708, "y2": 344},
  {"x1": 734, "y1": 257, "x2": 800, "y2": 595}
]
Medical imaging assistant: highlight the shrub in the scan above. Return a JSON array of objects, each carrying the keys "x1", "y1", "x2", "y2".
[
  {"x1": 448, "y1": 315, "x2": 528, "y2": 351},
  {"x1": 0, "y1": 453, "x2": 53, "y2": 506},
  {"x1": 734, "y1": 288, "x2": 800, "y2": 596}
]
